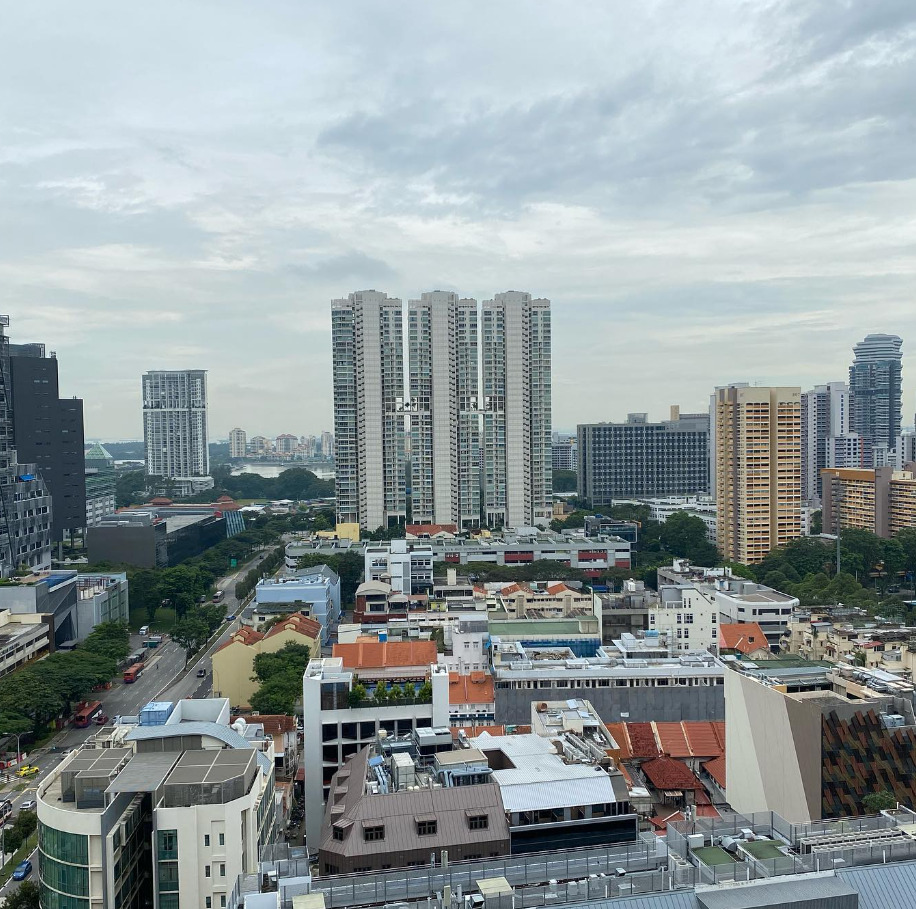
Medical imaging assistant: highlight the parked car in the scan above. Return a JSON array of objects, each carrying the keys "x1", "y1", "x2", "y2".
[
  {"x1": 19, "y1": 800, "x2": 35, "y2": 812},
  {"x1": 16, "y1": 765, "x2": 39, "y2": 778},
  {"x1": 11, "y1": 859, "x2": 32, "y2": 881}
]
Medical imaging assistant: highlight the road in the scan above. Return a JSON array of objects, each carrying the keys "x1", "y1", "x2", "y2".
[{"x1": 0, "y1": 547, "x2": 272, "y2": 897}]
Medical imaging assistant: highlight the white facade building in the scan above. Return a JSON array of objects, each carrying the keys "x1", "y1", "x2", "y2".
[
  {"x1": 331, "y1": 291, "x2": 406, "y2": 530},
  {"x1": 142, "y1": 370, "x2": 209, "y2": 480},
  {"x1": 365, "y1": 539, "x2": 434, "y2": 595},
  {"x1": 408, "y1": 291, "x2": 481, "y2": 529},
  {"x1": 481, "y1": 292, "x2": 552, "y2": 528},
  {"x1": 643, "y1": 496, "x2": 718, "y2": 542},
  {"x1": 802, "y1": 382, "x2": 855, "y2": 505},
  {"x1": 228, "y1": 428, "x2": 247, "y2": 459},
  {"x1": 302, "y1": 658, "x2": 450, "y2": 852},
  {"x1": 248, "y1": 565, "x2": 341, "y2": 641},
  {"x1": 651, "y1": 581, "x2": 719, "y2": 652}
]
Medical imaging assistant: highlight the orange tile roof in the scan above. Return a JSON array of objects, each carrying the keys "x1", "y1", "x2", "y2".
[
  {"x1": 605, "y1": 723, "x2": 631, "y2": 759},
  {"x1": 704, "y1": 755, "x2": 726, "y2": 789},
  {"x1": 641, "y1": 756, "x2": 704, "y2": 791},
  {"x1": 215, "y1": 626, "x2": 264, "y2": 653},
  {"x1": 333, "y1": 640, "x2": 438, "y2": 670},
  {"x1": 654, "y1": 723, "x2": 691, "y2": 758},
  {"x1": 696, "y1": 804, "x2": 721, "y2": 818},
  {"x1": 406, "y1": 523, "x2": 457, "y2": 536},
  {"x1": 448, "y1": 672, "x2": 495, "y2": 705},
  {"x1": 264, "y1": 613, "x2": 322, "y2": 641},
  {"x1": 545, "y1": 583, "x2": 570, "y2": 595},
  {"x1": 682, "y1": 721, "x2": 726, "y2": 759},
  {"x1": 649, "y1": 811, "x2": 684, "y2": 833},
  {"x1": 719, "y1": 622, "x2": 769, "y2": 655}
]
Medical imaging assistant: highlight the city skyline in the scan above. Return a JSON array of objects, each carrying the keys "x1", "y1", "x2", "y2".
[{"x1": 3, "y1": 2, "x2": 915, "y2": 439}]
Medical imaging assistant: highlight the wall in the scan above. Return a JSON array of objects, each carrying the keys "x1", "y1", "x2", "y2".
[{"x1": 494, "y1": 680, "x2": 724, "y2": 725}]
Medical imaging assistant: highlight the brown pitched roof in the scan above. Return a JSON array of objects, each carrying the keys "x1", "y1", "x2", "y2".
[
  {"x1": 231, "y1": 714, "x2": 296, "y2": 735},
  {"x1": 719, "y1": 622, "x2": 769, "y2": 655},
  {"x1": 264, "y1": 613, "x2": 322, "y2": 641},
  {"x1": 333, "y1": 640, "x2": 438, "y2": 670},
  {"x1": 627, "y1": 722, "x2": 660, "y2": 759},
  {"x1": 682, "y1": 721, "x2": 725, "y2": 759},
  {"x1": 215, "y1": 626, "x2": 264, "y2": 653},
  {"x1": 606, "y1": 723, "x2": 632, "y2": 759},
  {"x1": 654, "y1": 723, "x2": 691, "y2": 759},
  {"x1": 640, "y1": 756, "x2": 704, "y2": 791},
  {"x1": 406, "y1": 523, "x2": 457, "y2": 536}
]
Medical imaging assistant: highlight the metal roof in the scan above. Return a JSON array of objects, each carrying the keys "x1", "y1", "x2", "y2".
[
  {"x1": 841, "y1": 860, "x2": 916, "y2": 908},
  {"x1": 696, "y1": 874, "x2": 856, "y2": 908},
  {"x1": 106, "y1": 753, "x2": 180, "y2": 794},
  {"x1": 126, "y1": 722, "x2": 251, "y2": 749}
]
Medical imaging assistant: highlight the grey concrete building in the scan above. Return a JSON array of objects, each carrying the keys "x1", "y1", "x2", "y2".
[
  {"x1": 142, "y1": 369, "x2": 209, "y2": 480},
  {"x1": 849, "y1": 333, "x2": 903, "y2": 467},
  {"x1": 578, "y1": 409, "x2": 709, "y2": 507}
]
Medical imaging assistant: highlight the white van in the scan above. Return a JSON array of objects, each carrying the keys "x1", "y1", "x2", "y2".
[{"x1": 139, "y1": 625, "x2": 149, "y2": 636}]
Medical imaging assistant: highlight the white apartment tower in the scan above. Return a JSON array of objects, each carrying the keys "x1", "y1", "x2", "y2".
[
  {"x1": 408, "y1": 291, "x2": 480, "y2": 528},
  {"x1": 481, "y1": 291, "x2": 552, "y2": 527},
  {"x1": 801, "y1": 382, "x2": 855, "y2": 505},
  {"x1": 142, "y1": 370, "x2": 209, "y2": 479},
  {"x1": 332, "y1": 291, "x2": 407, "y2": 530},
  {"x1": 228, "y1": 427, "x2": 247, "y2": 459}
]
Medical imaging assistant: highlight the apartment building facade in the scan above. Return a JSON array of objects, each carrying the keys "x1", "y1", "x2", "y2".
[
  {"x1": 142, "y1": 370, "x2": 209, "y2": 480},
  {"x1": 714, "y1": 385, "x2": 802, "y2": 564},
  {"x1": 331, "y1": 291, "x2": 407, "y2": 530},
  {"x1": 801, "y1": 381, "x2": 854, "y2": 504},
  {"x1": 578, "y1": 409, "x2": 709, "y2": 506},
  {"x1": 408, "y1": 292, "x2": 480, "y2": 529},
  {"x1": 481, "y1": 292, "x2": 552, "y2": 528},
  {"x1": 821, "y1": 464, "x2": 916, "y2": 538},
  {"x1": 849, "y1": 333, "x2": 903, "y2": 467}
]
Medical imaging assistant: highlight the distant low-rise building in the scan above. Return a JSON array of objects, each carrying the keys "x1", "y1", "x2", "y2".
[
  {"x1": 76, "y1": 572, "x2": 129, "y2": 638},
  {"x1": 212, "y1": 614, "x2": 322, "y2": 709},
  {"x1": 245, "y1": 565, "x2": 340, "y2": 642}
]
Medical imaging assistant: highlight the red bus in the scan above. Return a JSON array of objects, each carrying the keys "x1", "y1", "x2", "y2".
[
  {"x1": 74, "y1": 701, "x2": 103, "y2": 728},
  {"x1": 123, "y1": 664, "x2": 144, "y2": 684}
]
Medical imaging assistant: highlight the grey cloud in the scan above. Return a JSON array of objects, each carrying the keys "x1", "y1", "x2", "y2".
[{"x1": 287, "y1": 252, "x2": 398, "y2": 283}]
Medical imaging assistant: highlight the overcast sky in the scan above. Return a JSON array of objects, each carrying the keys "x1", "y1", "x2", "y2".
[{"x1": 2, "y1": 1, "x2": 915, "y2": 440}]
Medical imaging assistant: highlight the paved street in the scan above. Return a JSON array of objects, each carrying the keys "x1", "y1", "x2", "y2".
[{"x1": 0, "y1": 546, "x2": 272, "y2": 896}]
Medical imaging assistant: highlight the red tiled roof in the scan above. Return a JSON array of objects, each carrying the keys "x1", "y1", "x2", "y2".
[
  {"x1": 694, "y1": 788, "x2": 712, "y2": 805},
  {"x1": 448, "y1": 672, "x2": 495, "y2": 705},
  {"x1": 641, "y1": 756, "x2": 704, "y2": 791},
  {"x1": 696, "y1": 804, "x2": 721, "y2": 818},
  {"x1": 627, "y1": 722, "x2": 660, "y2": 759},
  {"x1": 606, "y1": 723, "x2": 632, "y2": 759},
  {"x1": 215, "y1": 626, "x2": 264, "y2": 653},
  {"x1": 654, "y1": 723, "x2": 691, "y2": 759},
  {"x1": 231, "y1": 714, "x2": 296, "y2": 735},
  {"x1": 405, "y1": 523, "x2": 457, "y2": 536},
  {"x1": 264, "y1": 613, "x2": 322, "y2": 641},
  {"x1": 719, "y1": 622, "x2": 769, "y2": 655},
  {"x1": 333, "y1": 640, "x2": 438, "y2": 670},
  {"x1": 704, "y1": 755, "x2": 726, "y2": 789},
  {"x1": 450, "y1": 724, "x2": 506, "y2": 739},
  {"x1": 649, "y1": 811, "x2": 684, "y2": 833},
  {"x1": 682, "y1": 721, "x2": 726, "y2": 759},
  {"x1": 545, "y1": 583, "x2": 570, "y2": 595}
]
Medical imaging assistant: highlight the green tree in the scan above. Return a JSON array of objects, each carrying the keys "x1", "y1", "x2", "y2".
[
  {"x1": 252, "y1": 643, "x2": 311, "y2": 683},
  {"x1": 552, "y1": 469, "x2": 577, "y2": 493},
  {"x1": 115, "y1": 470, "x2": 148, "y2": 508},
  {"x1": 348, "y1": 682, "x2": 368, "y2": 708},
  {"x1": 810, "y1": 510, "x2": 823, "y2": 535},
  {"x1": 1, "y1": 880, "x2": 40, "y2": 908},
  {"x1": 659, "y1": 511, "x2": 719, "y2": 564},
  {"x1": 249, "y1": 674, "x2": 302, "y2": 714},
  {"x1": 863, "y1": 790, "x2": 897, "y2": 813},
  {"x1": 172, "y1": 615, "x2": 209, "y2": 663}
]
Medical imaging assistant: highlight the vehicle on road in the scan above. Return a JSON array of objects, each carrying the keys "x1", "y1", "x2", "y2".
[
  {"x1": 19, "y1": 800, "x2": 35, "y2": 812},
  {"x1": 196, "y1": 668, "x2": 207, "y2": 678},
  {"x1": 11, "y1": 859, "x2": 32, "y2": 881},
  {"x1": 225, "y1": 615, "x2": 235, "y2": 621},
  {"x1": 139, "y1": 625, "x2": 150, "y2": 636},
  {"x1": 95, "y1": 713, "x2": 110, "y2": 725},
  {"x1": 123, "y1": 663, "x2": 144, "y2": 683},
  {"x1": 15, "y1": 765, "x2": 39, "y2": 778},
  {"x1": 73, "y1": 700, "x2": 103, "y2": 728},
  {"x1": 212, "y1": 589, "x2": 225, "y2": 603}
]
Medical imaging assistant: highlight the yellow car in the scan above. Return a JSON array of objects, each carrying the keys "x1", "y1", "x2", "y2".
[{"x1": 15, "y1": 766, "x2": 39, "y2": 778}]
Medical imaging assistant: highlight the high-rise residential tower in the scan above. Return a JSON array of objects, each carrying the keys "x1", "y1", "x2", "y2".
[
  {"x1": 849, "y1": 333, "x2": 903, "y2": 466},
  {"x1": 715, "y1": 385, "x2": 802, "y2": 564},
  {"x1": 142, "y1": 370, "x2": 209, "y2": 479},
  {"x1": 331, "y1": 291, "x2": 406, "y2": 530},
  {"x1": 801, "y1": 381, "x2": 856, "y2": 505},
  {"x1": 228, "y1": 427, "x2": 247, "y2": 459},
  {"x1": 481, "y1": 291, "x2": 552, "y2": 527},
  {"x1": 408, "y1": 291, "x2": 480, "y2": 529},
  {"x1": 320, "y1": 431, "x2": 334, "y2": 460}
]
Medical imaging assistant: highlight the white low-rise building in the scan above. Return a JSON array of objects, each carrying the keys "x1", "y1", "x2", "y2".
[{"x1": 246, "y1": 565, "x2": 340, "y2": 642}]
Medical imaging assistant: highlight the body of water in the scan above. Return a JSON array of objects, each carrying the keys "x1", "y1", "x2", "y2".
[{"x1": 231, "y1": 462, "x2": 335, "y2": 480}]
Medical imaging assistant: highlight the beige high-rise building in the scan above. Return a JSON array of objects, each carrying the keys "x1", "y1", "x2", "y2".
[
  {"x1": 715, "y1": 385, "x2": 802, "y2": 564},
  {"x1": 229, "y1": 427, "x2": 247, "y2": 459}
]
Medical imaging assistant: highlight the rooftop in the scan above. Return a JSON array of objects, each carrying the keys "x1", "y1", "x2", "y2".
[
  {"x1": 333, "y1": 640, "x2": 438, "y2": 670},
  {"x1": 719, "y1": 622, "x2": 770, "y2": 655}
]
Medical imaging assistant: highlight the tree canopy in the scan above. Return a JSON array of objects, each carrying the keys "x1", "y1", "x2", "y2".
[{"x1": 248, "y1": 642, "x2": 311, "y2": 715}]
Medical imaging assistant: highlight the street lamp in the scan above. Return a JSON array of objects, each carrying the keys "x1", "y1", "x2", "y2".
[{"x1": 0, "y1": 732, "x2": 23, "y2": 766}]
